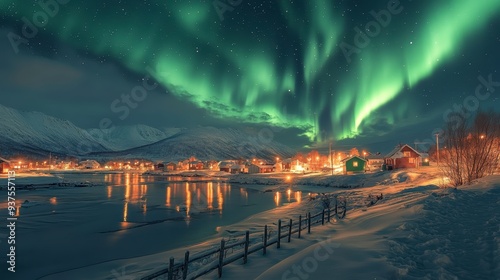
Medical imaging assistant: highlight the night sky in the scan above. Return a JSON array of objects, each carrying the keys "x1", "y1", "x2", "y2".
[{"x1": 1, "y1": 0, "x2": 499, "y2": 151}]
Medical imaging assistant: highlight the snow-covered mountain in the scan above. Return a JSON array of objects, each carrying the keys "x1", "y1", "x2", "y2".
[
  {"x1": 0, "y1": 104, "x2": 108, "y2": 156},
  {"x1": 93, "y1": 126, "x2": 295, "y2": 161},
  {"x1": 87, "y1": 125, "x2": 180, "y2": 151},
  {"x1": 0, "y1": 104, "x2": 294, "y2": 160}
]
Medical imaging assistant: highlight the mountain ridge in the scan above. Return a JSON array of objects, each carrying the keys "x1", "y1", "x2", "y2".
[{"x1": 0, "y1": 104, "x2": 294, "y2": 161}]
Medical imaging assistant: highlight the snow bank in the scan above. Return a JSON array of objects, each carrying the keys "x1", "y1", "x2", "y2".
[
  {"x1": 224, "y1": 175, "x2": 500, "y2": 280},
  {"x1": 229, "y1": 169, "x2": 434, "y2": 189},
  {"x1": 0, "y1": 172, "x2": 62, "y2": 186},
  {"x1": 386, "y1": 176, "x2": 500, "y2": 279},
  {"x1": 26, "y1": 170, "x2": 499, "y2": 279}
]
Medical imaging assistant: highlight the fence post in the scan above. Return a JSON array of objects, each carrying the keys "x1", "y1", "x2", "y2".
[
  {"x1": 263, "y1": 225, "x2": 267, "y2": 255},
  {"x1": 287, "y1": 219, "x2": 292, "y2": 243},
  {"x1": 343, "y1": 199, "x2": 347, "y2": 218},
  {"x1": 218, "y1": 239, "x2": 225, "y2": 278},
  {"x1": 322, "y1": 209, "x2": 325, "y2": 225},
  {"x1": 335, "y1": 198, "x2": 338, "y2": 217},
  {"x1": 277, "y1": 219, "x2": 281, "y2": 249},
  {"x1": 298, "y1": 215, "x2": 302, "y2": 238},
  {"x1": 168, "y1": 257, "x2": 174, "y2": 280},
  {"x1": 308, "y1": 212, "x2": 311, "y2": 234},
  {"x1": 183, "y1": 251, "x2": 189, "y2": 280},
  {"x1": 327, "y1": 207, "x2": 331, "y2": 223},
  {"x1": 243, "y1": 231, "x2": 249, "y2": 264}
]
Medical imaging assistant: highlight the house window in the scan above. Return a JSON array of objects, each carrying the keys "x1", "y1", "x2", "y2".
[
  {"x1": 403, "y1": 151, "x2": 411, "y2": 157},
  {"x1": 353, "y1": 161, "x2": 358, "y2": 167},
  {"x1": 409, "y1": 158, "x2": 415, "y2": 163}
]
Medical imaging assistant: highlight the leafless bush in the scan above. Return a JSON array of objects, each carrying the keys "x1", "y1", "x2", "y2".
[{"x1": 441, "y1": 111, "x2": 500, "y2": 186}]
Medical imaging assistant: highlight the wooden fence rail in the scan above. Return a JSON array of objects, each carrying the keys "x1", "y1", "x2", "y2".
[{"x1": 140, "y1": 200, "x2": 347, "y2": 280}]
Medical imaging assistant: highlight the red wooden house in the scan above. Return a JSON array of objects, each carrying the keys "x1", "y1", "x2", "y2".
[
  {"x1": 189, "y1": 161, "x2": 204, "y2": 170},
  {"x1": 155, "y1": 162, "x2": 165, "y2": 171},
  {"x1": 384, "y1": 144, "x2": 422, "y2": 170},
  {"x1": 0, "y1": 157, "x2": 10, "y2": 174},
  {"x1": 165, "y1": 162, "x2": 177, "y2": 171}
]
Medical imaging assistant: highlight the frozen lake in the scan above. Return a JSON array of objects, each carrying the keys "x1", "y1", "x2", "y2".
[{"x1": 0, "y1": 173, "x2": 303, "y2": 279}]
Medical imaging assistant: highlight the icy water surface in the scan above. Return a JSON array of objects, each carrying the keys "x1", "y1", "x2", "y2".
[{"x1": 0, "y1": 173, "x2": 303, "y2": 279}]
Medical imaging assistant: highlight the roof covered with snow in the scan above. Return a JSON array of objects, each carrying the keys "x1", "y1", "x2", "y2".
[
  {"x1": 340, "y1": 155, "x2": 367, "y2": 162},
  {"x1": 0, "y1": 156, "x2": 10, "y2": 163},
  {"x1": 385, "y1": 144, "x2": 422, "y2": 158}
]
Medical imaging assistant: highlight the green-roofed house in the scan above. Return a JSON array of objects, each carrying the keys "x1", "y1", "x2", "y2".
[{"x1": 341, "y1": 156, "x2": 367, "y2": 174}]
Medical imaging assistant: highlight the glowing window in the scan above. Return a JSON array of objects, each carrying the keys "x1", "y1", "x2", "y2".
[
  {"x1": 404, "y1": 151, "x2": 411, "y2": 157},
  {"x1": 353, "y1": 161, "x2": 358, "y2": 167}
]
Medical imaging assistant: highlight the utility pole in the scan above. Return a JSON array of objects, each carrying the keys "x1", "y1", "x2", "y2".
[
  {"x1": 435, "y1": 133, "x2": 439, "y2": 167},
  {"x1": 49, "y1": 152, "x2": 52, "y2": 172},
  {"x1": 329, "y1": 142, "x2": 333, "y2": 176}
]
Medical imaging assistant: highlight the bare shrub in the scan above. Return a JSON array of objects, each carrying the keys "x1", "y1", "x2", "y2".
[{"x1": 441, "y1": 111, "x2": 500, "y2": 186}]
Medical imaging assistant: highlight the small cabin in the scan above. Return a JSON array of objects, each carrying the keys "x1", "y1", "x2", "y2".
[
  {"x1": 366, "y1": 154, "x2": 384, "y2": 172},
  {"x1": 246, "y1": 163, "x2": 275, "y2": 174},
  {"x1": 165, "y1": 162, "x2": 177, "y2": 171},
  {"x1": 341, "y1": 156, "x2": 367, "y2": 174},
  {"x1": 188, "y1": 161, "x2": 204, "y2": 170},
  {"x1": 247, "y1": 164, "x2": 260, "y2": 174},
  {"x1": 218, "y1": 161, "x2": 234, "y2": 172},
  {"x1": 230, "y1": 164, "x2": 245, "y2": 174},
  {"x1": 0, "y1": 157, "x2": 10, "y2": 174},
  {"x1": 384, "y1": 144, "x2": 422, "y2": 170}
]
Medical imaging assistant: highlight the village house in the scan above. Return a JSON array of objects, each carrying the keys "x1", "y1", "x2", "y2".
[
  {"x1": 275, "y1": 158, "x2": 292, "y2": 172},
  {"x1": 247, "y1": 163, "x2": 260, "y2": 174},
  {"x1": 246, "y1": 163, "x2": 275, "y2": 174},
  {"x1": 205, "y1": 160, "x2": 219, "y2": 170},
  {"x1": 0, "y1": 157, "x2": 10, "y2": 174},
  {"x1": 366, "y1": 153, "x2": 384, "y2": 172},
  {"x1": 218, "y1": 161, "x2": 235, "y2": 172},
  {"x1": 291, "y1": 159, "x2": 309, "y2": 172},
  {"x1": 230, "y1": 164, "x2": 245, "y2": 174},
  {"x1": 165, "y1": 162, "x2": 177, "y2": 171},
  {"x1": 260, "y1": 163, "x2": 275, "y2": 173},
  {"x1": 384, "y1": 144, "x2": 422, "y2": 170},
  {"x1": 154, "y1": 162, "x2": 165, "y2": 171},
  {"x1": 274, "y1": 161, "x2": 283, "y2": 172},
  {"x1": 341, "y1": 156, "x2": 367, "y2": 174},
  {"x1": 177, "y1": 160, "x2": 190, "y2": 171},
  {"x1": 188, "y1": 161, "x2": 204, "y2": 170},
  {"x1": 56, "y1": 161, "x2": 76, "y2": 170}
]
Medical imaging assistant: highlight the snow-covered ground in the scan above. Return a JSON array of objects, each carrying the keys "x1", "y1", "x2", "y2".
[
  {"x1": 0, "y1": 172, "x2": 62, "y2": 186},
  {"x1": 1, "y1": 168, "x2": 498, "y2": 279}
]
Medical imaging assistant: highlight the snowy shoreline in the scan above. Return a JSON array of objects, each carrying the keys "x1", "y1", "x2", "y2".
[
  {"x1": 32, "y1": 167, "x2": 458, "y2": 279},
  {"x1": 4, "y1": 169, "x2": 499, "y2": 280}
]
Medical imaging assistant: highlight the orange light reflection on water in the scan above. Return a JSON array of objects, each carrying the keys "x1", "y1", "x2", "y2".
[
  {"x1": 207, "y1": 182, "x2": 213, "y2": 210},
  {"x1": 166, "y1": 186, "x2": 171, "y2": 207}
]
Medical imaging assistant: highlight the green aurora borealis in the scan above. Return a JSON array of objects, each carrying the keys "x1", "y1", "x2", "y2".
[{"x1": 1, "y1": 0, "x2": 500, "y2": 143}]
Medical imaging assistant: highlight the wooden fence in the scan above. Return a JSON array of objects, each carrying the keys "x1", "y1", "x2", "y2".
[{"x1": 141, "y1": 198, "x2": 347, "y2": 280}]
